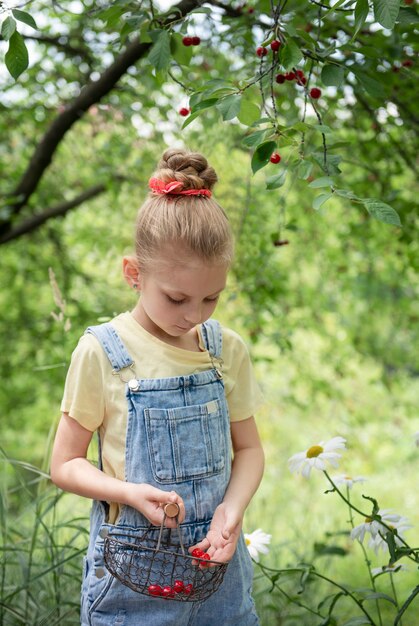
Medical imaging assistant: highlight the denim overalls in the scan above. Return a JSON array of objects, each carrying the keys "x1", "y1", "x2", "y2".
[{"x1": 80, "y1": 320, "x2": 259, "y2": 626}]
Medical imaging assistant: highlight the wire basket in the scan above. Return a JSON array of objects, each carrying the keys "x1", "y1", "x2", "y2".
[{"x1": 104, "y1": 503, "x2": 228, "y2": 602}]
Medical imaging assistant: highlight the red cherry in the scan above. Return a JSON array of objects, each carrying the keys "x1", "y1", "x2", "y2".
[
  {"x1": 275, "y1": 73, "x2": 286, "y2": 84},
  {"x1": 256, "y1": 46, "x2": 268, "y2": 57},
  {"x1": 270, "y1": 40, "x2": 281, "y2": 52},
  {"x1": 191, "y1": 36, "x2": 201, "y2": 46},
  {"x1": 191, "y1": 548, "x2": 205, "y2": 558},
  {"x1": 402, "y1": 59, "x2": 413, "y2": 67},
  {"x1": 173, "y1": 580, "x2": 184, "y2": 593},
  {"x1": 285, "y1": 72, "x2": 296, "y2": 81},
  {"x1": 179, "y1": 107, "x2": 190, "y2": 117},
  {"x1": 162, "y1": 585, "x2": 175, "y2": 598},
  {"x1": 184, "y1": 583, "x2": 194, "y2": 595},
  {"x1": 248, "y1": 7, "x2": 255, "y2": 13},
  {"x1": 310, "y1": 87, "x2": 322, "y2": 99},
  {"x1": 148, "y1": 584, "x2": 163, "y2": 596},
  {"x1": 182, "y1": 36, "x2": 193, "y2": 47},
  {"x1": 270, "y1": 153, "x2": 281, "y2": 164},
  {"x1": 202, "y1": 553, "x2": 210, "y2": 560}
]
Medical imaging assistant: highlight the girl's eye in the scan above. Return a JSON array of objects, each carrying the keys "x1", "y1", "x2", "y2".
[
  {"x1": 205, "y1": 296, "x2": 219, "y2": 303},
  {"x1": 167, "y1": 296, "x2": 185, "y2": 305}
]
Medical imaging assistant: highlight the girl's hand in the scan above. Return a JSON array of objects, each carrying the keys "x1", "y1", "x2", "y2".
[
  {"x1": 125, "y1": 483, "x2": 185, "y2": 528},
  {"x1": 189, "y1": 503, "x2": 242, "y2": 564}
]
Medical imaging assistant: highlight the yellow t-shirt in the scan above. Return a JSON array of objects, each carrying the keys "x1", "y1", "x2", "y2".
[{"x1": 61, "y1": 312, "x2": 263, "y2": 522}]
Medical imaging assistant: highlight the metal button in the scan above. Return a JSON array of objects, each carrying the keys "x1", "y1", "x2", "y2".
[
  {"x1": 99, "y1": 527, "x2": 109, "y2": 539},
  {"x1": 95, "y1": 567, "x2": 106, "y2": 579},
  {"x1": 128, "y1": 379, "x2": 140, "y2": 392}
]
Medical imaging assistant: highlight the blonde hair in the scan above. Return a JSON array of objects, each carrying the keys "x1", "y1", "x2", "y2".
[{"x1": 135, "y1": 148, "x2": 233, "y2": 269}]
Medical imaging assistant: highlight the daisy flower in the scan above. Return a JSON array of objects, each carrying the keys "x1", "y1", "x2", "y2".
[
  {"x1": 351, "y1": 509, "x2": 410, "y2": 545},
  {"x1": 372, "y1": 563, "x2": 408, "y2": 576},
  {"x1": 333, "y1": 474, "x2": 366, "y2": 489},
  {"x1": 368, "y1": 516, "x2": 412, "y2": 554},
  {"x1": 244, "y1": 529, "x2": 271, "y2": 562},
  {"x1": 288, "y1": 436, "x2": 347, "y2": 478}
]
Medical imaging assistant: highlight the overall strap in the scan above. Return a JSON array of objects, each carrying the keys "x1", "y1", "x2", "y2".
[
  {"x1": 85, "y1": 323, "x2": 134, "y2": 373},
  {"x1": 201, "y1": 319, "x2": 223, "y2": 359}
]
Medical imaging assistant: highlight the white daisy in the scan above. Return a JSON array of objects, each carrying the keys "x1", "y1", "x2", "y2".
[
  {"x1": 351, "y1": 510, "x2": 410, "y2": 545},
  {"x1": 244, "y1": 529, "x2": 271, "y2": 562},
  {"x1": 333, "y1": 474, "x2": 367, "y2": 489},
  {"x1": 368, "y1": 516, "x2": 412, "y2": 554},
  {"x1": 288, "y1": 437, "x2": 347, "y2": 478},
  {"x1": 372, "y1": 563, "x2": 408, "y2": 576}
]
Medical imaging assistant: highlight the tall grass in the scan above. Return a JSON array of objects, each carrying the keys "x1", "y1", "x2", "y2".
[{"x1": 0, "y1": 449, "x2": 88, "y2": 626}]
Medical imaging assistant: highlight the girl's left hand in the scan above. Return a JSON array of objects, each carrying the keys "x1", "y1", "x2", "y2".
[{"x1": 189, "y1": 503, "x2": 242, "y2": 564}]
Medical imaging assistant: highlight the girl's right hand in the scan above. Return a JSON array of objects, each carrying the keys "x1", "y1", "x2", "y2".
[{"x1": 124, "y1": 483, "x2": 185, "y2": 528}]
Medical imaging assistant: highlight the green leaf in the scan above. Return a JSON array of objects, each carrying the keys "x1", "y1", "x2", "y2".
[
  {"x1": 293, "y1": 121, "x2": 311, "y2": 133},
  {"x1": 363, "y1": 199, "x2": 402, "y2": 226},
  {"x1": 182, "y1": 98, "x2": 220, "y2": 129},
  {"x1": 242, "y1": 129, "x2": 269, "y2": 148},
  {"x1": 296, "y1": 160, "x2": 313, "y2": 180},
  {"x1": 191, "y1": 98, "x2": 220, "y2": 113},
  {"x1": 309, "y1": 176, "x2": 334, "y2": 188},
  {"x1": 5, "y1": 31, "x2": 29, "y2": 80},
  {"x1": 313, "y1": 124, "x2": 333, "y2": 134},
  {"x1": 98, "y1": 5, "x2": 125, "y2": 28},
  {"x1": 362, "y1": 592, "x2": 396, "y2": 605},
  {"x1": 314, "y1": 542, "x2": 348, "y2": 557},
  {"x1": 313, "y1": 193, "x2": 333, "y2": 210},
  {"x1": 216, "y1": 94, "x2": 242, "y2": 121},
  {"x1": 251, "y1": 141, "x2": 277, "y2": 174},
  {"x1": 1, "y1": 16, "x2": 16, "y2": 41},
  {"x1": 334, "y1": 188, "x2": 360, "y2": 201},
  {"x1": 397, "y1": 7, "x2": 419, "y2": 24},
  {"x1": 170, "y1": 33, "x2": 193, "y2": 66},
  {"x1": 354, "y1": 0, "x2": 369, "y2": 39},
  {"x1": 12, "y1": 9, "x2": 37, "y2": 29},
  {"x1": 148, "y1": 29, "x2": 171, "y2": 71},
  {"x1": 238, "y1": 99, "x2": 260, "y2": 126},
  {"x1": 312, "y1": 152, "x2": 342, "y2": 175},
  {"x1": 321, "y1": 64, "x2": 344, "y2": 87},
  {"x1": 354, "y1": 70, "x2": 387, "y2": 98},
  {"x1": 266, "y1": 170, "x2": 287, "y2": 190},
  {"x1": 280, "y1": 38, "x2": 303, "y2": 71},
  {"x1": 373, "y1": 0, "x2": 400, "y2": 29}
]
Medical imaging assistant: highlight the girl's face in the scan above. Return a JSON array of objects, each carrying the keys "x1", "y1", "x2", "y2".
[{"x1": 133, "y1": 251, "x2": 228, "y2": 343}]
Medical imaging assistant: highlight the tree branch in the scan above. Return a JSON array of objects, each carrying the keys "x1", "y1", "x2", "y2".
[
  {"x1": 1, "y1": 0, "x2": 204, "y2": 241},
  {"x1": 0, "y1": 184, "x2": 106, "y2": 244}
]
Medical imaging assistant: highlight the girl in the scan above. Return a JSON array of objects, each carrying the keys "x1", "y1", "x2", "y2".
[{"x1": 51, "y1": 148, "x2": 265, "y2": 626}]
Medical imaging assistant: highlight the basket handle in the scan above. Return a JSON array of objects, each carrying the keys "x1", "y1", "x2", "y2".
[{"x1": 156, "y1": 502, "x2": 186, "y2": 556}]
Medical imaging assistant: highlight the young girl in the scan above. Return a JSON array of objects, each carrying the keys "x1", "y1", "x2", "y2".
[{"x1": 51, "y1": 148, "x2": 265, "y2": 626}]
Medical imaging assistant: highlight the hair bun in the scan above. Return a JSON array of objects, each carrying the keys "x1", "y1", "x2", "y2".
[{"x1": 155, "y1": 148, "x2": 217, "y2": 192}]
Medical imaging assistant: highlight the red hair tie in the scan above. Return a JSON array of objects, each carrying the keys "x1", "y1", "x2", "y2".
[{"x1": 149, "y1": 177, "x2": 212, "y2": 197}]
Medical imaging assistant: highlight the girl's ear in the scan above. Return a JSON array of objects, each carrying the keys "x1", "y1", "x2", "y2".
[{"x1": 122, "y1": 255, "x2": 140, "y2": 290}]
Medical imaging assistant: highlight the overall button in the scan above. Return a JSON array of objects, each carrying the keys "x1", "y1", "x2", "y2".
[
  {"x1": 95, "y1": 567, "x2": 106, "y2": 579},
  {"x1": 128, "y1": 379, "x2": 140, "y2": 392},
  {"x1": 99, "y1": 527, "x2": 109, "y2": 539}
]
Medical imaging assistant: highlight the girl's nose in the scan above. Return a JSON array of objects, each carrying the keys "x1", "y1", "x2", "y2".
[{"x1": 184, "y1": 304, "x2": 202, "y2": 324}]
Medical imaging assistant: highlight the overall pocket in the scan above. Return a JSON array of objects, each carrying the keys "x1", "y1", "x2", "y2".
[{"x1": 145, "y1": 399, "x2": 226, "y2": 483}]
